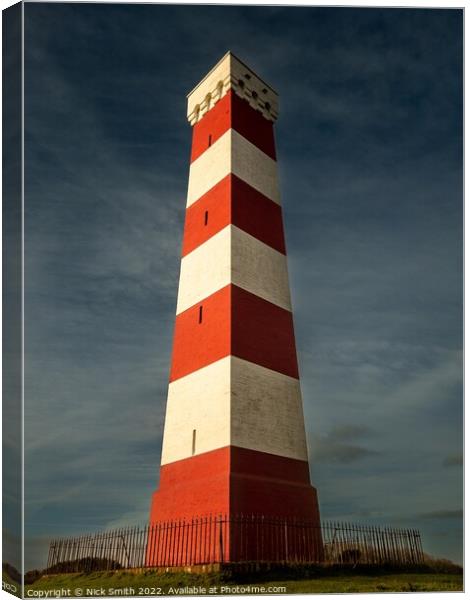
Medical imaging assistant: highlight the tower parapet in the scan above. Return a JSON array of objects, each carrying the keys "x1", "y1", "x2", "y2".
[{"x1": 187, "y1": 51, "x2": 279, "y2": 125}]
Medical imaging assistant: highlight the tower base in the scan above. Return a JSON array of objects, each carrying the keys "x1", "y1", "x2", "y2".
[{"x1": 147, "y1": 446, "x2": 323, "y2": 565}]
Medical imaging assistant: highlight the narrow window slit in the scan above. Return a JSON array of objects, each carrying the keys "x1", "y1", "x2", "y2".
[
  {"x1": 208, "y1": 134, "x2": 212, "y2": 147},
  {"x1": 198, "y1": 305, "x2": 203, "y2": 323},
  {"x1": 204, "y1": 211, "x2": 208, "y2": 226},
  {"x1": 192, "y1": 429, "x2": 196, "y2": 455}
]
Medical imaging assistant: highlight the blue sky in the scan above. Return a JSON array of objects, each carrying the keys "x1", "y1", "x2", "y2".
[{"x1": 21, "y1": 4, "x2": 462, "y2": 570}]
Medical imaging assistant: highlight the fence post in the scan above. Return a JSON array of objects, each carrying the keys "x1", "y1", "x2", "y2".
[
  {"x1": 284, "y1": 519, "x2": 288, "y2": 563},
  {"x1": 416, "y1": 529, "x2": 424, "y2": 563},
  {"x1": 219, "y1": 514, "x2": 224, "y2": 563}
]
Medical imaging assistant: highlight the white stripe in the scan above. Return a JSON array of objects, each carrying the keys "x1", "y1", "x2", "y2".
[
  {"x1": 232, "y1": 226, "x2": 292, "y2": 311},
  {"x1": 231, "y1": 130, "x2": 280, "y2": 204},
  {"x1": 176, "y1": 226, "x2": 291, "y2": 315},
  {"x1": 161, "y1": 357, "x2": 231, "y2": 466},
  {"x1": 161, "y1": 356, "x2": 308, "y2": 466},
  {"x1": 187, "y1": 130, "x2": 231, "y2": 207},
  {"x1": 186, "y1": 129, "x2": 280, "y2": 207},
  {"x1": 231, "y1": 357, "x2": 308, "y2": 462},
  {"x1": 176, "y1": 226, "x2": 231, "y2": 315}
]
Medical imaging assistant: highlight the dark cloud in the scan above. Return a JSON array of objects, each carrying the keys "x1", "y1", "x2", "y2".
[
  {"x1": 314, "y1": 442, "x2": 378, "y2": 465},
  {"x1": 22, "y1": 4, "x2": 462, "y2": 569},
  {"x1": 312, "y1": 423, "x2": 378, "y2": 464},
  {"x1": 443, "y1": 454, "x2": 463, "y2": 467},
  {"x1": 418, "y1": 509, "x2": 463, "y2": 520},
  {"x1": 325, "y1": 424, "x2": 373, "y2": 441}
]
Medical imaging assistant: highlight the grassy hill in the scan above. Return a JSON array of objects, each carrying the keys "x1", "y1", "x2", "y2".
[{"x1": 17, "y1": 565, "x2": 463, "y2": 596}]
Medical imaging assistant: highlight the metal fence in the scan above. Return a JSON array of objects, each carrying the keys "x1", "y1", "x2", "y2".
[
  {"x1": 322, "y1": 521, "x2": 423, "y2": 566},
  {"x1": 47, "y1": 515, "x2": 424, "y2": 573}
]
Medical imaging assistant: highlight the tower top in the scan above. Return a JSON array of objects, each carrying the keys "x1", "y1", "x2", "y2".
[{"x1": 187, "y1": 51, "x2": 279, "y2": 125}]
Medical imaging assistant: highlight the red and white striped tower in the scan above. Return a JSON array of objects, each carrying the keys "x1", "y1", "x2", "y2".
[{"x1": 149, "y1": 52, "x2": 322, "y2": 563}]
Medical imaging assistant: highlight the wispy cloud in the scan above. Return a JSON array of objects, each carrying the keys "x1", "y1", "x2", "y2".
[
  {"x1": 418, "y1": 509, "x2": 463, "y2": 520},
  {"x1": 311, "y1": 424, "x2": 378, "y2": 464},
  {"x1": 443, "y1": 454, "x2": 463, "y2": 468}
]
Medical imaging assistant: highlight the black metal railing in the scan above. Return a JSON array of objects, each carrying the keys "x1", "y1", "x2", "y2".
[{"x1": 47, "y1": 515, "x2": 424, "y2": 573}]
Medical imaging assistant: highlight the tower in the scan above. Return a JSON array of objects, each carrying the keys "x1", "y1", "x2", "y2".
[{"x1": 148, "y1": 52, "x2": 322, "y2": 564}]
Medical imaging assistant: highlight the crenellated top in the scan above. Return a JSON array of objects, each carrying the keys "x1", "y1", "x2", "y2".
[{"x1": 187, "y1": 51, "x2": 279, "y2": 126}]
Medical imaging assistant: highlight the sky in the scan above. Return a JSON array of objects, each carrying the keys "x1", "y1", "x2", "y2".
[{"x1": 19, "y1": 4, "x2": 463, "y2": 570}]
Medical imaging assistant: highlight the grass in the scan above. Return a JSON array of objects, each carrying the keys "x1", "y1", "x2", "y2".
[
  {"x1": 263, "y1": 574, "x2": 463, "y2": 593},
  {"x1": 20, "y1": 568, "x2": 463, "y2": 595}
]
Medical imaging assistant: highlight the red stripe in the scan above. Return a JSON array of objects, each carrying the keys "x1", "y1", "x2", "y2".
[
  {"x1": 190, "y1": 90, "x2": 276, "y2": 162},
  {"x1": 150, "y1": 447, "x2": 231, "y2": 522},
  {"x1": 170, "y1": 285, "x2": 298, "y2": 382},
  {"x1": 181, "y1": 175, "x2": 231, "y2": 257},
  {"x1": 182, "y1": 175, "x2": 286, "y2": 257},
  {"x1": 231, "y1": 445, "x2": 310, "y2": 485},
  {"x1": 231, "y1": 175, "x2": 286, "y2": 254},
  {"x1": 232, "y1": 285, "x2": 299, "y2": 379},
  {"x1": 169, "y1": 285, "x2": 231, "y2": 383},
  {"x1": 231, "y1": 92, "x2": 276, "y2": 160},
  {"x1": 150, "y1": 445, "x2": 320, "y2": 523},
  {"x1": 230, "y1": 448, "x2": 321, "y2": 519},
  {"x1": 190, "y1": 92, "x2": 231, "y2": 163}
]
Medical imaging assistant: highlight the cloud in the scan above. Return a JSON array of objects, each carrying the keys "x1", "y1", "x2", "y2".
[
  {"x1": 418, "y1": 509, "x2": 463, "y2": 520},
  {"x1": 443, "y1": 454, "x2": 463, "y2": 467},
  {"x1": 314, "y1": 443, "x2": 378, "y2": 465},
  {"x1": 326, "y1": 424, "x2": 372, "y2": 441},
  {"x1": 311, "y1": 424, "x2": 378, "y2": 464}
]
